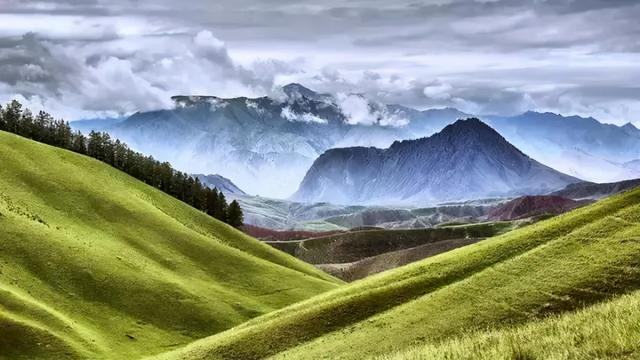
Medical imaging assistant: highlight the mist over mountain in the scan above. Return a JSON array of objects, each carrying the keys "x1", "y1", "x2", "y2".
[
  {"x1": 484, "y1": 112, "x2": 640, "y2": 182},
  {"x1": 72, "y1": 84, "x2": 640, "y2": 198},
  {"x1": 292, "y1": 119, "x2": 580, "y2": 205},
  {"x1": 73, "y1": 84, "x2": 463, "y2": 197}
]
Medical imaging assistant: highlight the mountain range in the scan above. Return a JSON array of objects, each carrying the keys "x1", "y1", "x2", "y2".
[
  {"x1": 293, "y1": 118, "x2": 579, "y2": 205},
  {"x1": 72, "y1": 83, "x2": 640, "y2": 199}
]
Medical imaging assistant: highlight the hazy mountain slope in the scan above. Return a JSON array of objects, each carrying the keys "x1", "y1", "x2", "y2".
[
  {"x1": 485, "y1": 112, "x2": 640, "y2": 182},
  {"x1": 0, "y1": 131, "x2": 340, "y2": 359},
  {"x1": 486, "y1": 195, "x2": 587, "y2": 221},
  {"x1": 226, "y1": 194, "x2": 366, "y2": 230},
  {"x1": 87, "y1": 85, "x2": 468, "y2": 198},
  {"x1": 231, "y1": 193, "x2": 491, "y2": 231},
  {"x1": 323, "y1": 205, "x2": 488, "y2": 229},
  {"x1": 78, "y1": 85, "x2": 640, "y2": 197},
  {"x1": 153, "y1": 186, "x2": 640, "y2": 360},
  {"x1": 293, "y1": 118, "x2": 579, "y2": 205},
  {"x1": 552, "y1": 178, "x2": 640, "y2": 200},
  {"x1": 70, "y1": 117, "x2": 125, "y2": 133},
  {"x1": 194, "y1": 174, "x2": 246, "y2": 195}
]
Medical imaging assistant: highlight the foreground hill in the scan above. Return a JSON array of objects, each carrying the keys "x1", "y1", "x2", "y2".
[
  {"x1": 0, "y1": 131, "x2": 340, "y2": 359},
  {"x1": 154, "y1": 184, "x2": 640, "y2": 360},
  {"x1": 293, "y1": 118, "x2": 579, "y2": 205},
  {"x1": 381, "y1": 289, "x2": 640, "y2": 359}
]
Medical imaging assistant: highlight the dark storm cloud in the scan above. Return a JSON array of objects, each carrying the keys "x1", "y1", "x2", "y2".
[{"x1": 0, "y1": 0, "x2": 639, "y2": 123}]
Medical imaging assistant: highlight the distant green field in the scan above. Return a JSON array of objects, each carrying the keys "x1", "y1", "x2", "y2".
[
  {"x1": 270, "y1": 222, "x2": 517, "y2": 281},
  {"x1": 268, "y1": 222, "x2": 514, "y2": 264},
  {"x1": 0, "y1": 131, "x2": 341, "y2": 359},
  {"x1": 154, "y1": 183, "x2": 640, "y2": 360}
]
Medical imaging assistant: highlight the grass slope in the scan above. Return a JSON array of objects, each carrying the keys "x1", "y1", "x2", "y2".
[
  {"x1": 154, "y1": 185, "x2": 640, "y2": 360},
  {"x1": 380, "y1": 289, "x2": 640, "y2": 360},
  {"x1": 0, "y1": 131, "x2": 341, "y2": 359}
]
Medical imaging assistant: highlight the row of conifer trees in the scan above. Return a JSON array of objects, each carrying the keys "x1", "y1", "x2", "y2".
[{"x1": 0, "y1": 100, "x2": 243, "y2": 227}]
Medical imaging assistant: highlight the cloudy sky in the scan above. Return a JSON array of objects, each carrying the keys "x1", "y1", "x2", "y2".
[{"x1": 0, "y1": 0, "x2": 639, "y2": 124}]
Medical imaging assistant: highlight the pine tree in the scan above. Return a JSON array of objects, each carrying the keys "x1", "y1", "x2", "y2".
[
  {"x1": 71, "y1": 132, "x2": 87, "y2": 154},
  {"x1": 205, "y1": 188, "x2": 219, "y2": 217},
  {"x1": 227, "y1": 200, "x2": 244, "y2": 228},
  {"x1": 3, "y1": 100, "x2": 22, "y2": 133},
  {"x1": 0, "y1": 104, "x2": 4, "y2": 130},
  {"x1": 214, "y1": 191, "x2": 228, "y2": 221}
]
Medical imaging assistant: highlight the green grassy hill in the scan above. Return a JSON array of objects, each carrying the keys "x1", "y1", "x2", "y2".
[
  {"x1": 154, "y1": 184, "x2": 640, "y2": 360},
  {"x1": 378, "y1": 289, "x2": 640, "y2": 359},
  {"x1": 0, "y1": 131, "x2": 341, "y2": 359}
]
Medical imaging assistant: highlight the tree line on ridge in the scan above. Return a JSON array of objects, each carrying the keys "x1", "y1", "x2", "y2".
[{"x1": 0, "y1": 100, "x2": 243, "y2": 228}]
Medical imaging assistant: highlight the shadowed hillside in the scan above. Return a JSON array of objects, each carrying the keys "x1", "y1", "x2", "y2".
[{"x1": 0, "y1": 131, "x2": 340, "y2": 359}]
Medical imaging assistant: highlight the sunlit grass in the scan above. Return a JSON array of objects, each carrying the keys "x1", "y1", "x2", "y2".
[{"x1": 379, "y1": 290, "x2": 640, "y2": 360}]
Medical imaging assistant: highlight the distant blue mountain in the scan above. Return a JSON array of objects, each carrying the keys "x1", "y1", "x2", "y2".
[
  {"x1": 483, "y1": 112, "x2": 640, "y2": 182},
  {"x1": 293, "y1": 118, "x2": 579, "y2": 205},
  {"x1": 81, "y1": 83, "x2": 640, "y2": 198},
  {"x1": 70, "y1": 117, "x2": 126, "y2": 133}
]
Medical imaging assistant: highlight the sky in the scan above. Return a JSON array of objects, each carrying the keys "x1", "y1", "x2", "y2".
[{"x1": 0, "y1": 0, "x2": 639, "y2": 124}]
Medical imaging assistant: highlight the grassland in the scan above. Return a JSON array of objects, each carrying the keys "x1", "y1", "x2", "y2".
[
  {"x1": 154, "y1": 184, "x2": 640, "y2": 360},
  {"x1": 0, "y1": 131, "x2": 341, "y2": 359},
  {"x1": 379, "y1": 289, "x2": 640, "y2": 360}
]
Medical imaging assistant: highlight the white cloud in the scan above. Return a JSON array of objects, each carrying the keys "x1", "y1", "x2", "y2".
[
  {"x1": 423, "y1": 80, "x2": 453, "y2": 101},
  {"x1": 0, "y1": 31, "x2": 299, "y2": 120},
  {"x1": 335, "y1": 93, "x2": 408, "y2": 127},
  {"x1": 1, "y1": 0, "x2": 640, "y2": 124},
  {"x1": 281, "y1": 106, "x2": 327, "y2": 124}
]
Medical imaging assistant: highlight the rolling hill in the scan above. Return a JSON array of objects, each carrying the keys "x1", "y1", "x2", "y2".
[
  {"x1": 153, "y1": 184, "x2": 640, "y2": 360},
  {"x1": 380, "y1": 289, "x2": 640, "y2": 359},
  {"x1": 0, "y1": 131, "x2": 341, "y2": 359},
  {"x1": 313, "y1": 223, "x2": 516, "y2": 282},
  {"x1": 266, "y1": 223, "x2": 514, "y2": 282}
]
